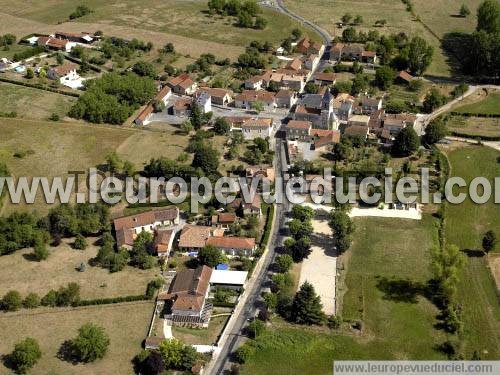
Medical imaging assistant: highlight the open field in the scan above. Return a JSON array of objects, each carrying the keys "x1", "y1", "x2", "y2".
[
  {"x1": 284, "y1": 0, "x2": 462, "y2": 77},
  {"x1": 0, "y1": 238, "x2": 157, "y2": 299},
  {"x1": 0, "y1": 301, "x2": 153, "y2": 374},
  {"x1": 452, "y1": 91, "x2": 500, "y2": 116},
  {"x1": 440, "y1": 145, "x2": 500, "y2": 358},
  {"x1": 0, "y1": 82, "x2": 76, "y2": 120},
  {"x1": 0, "y1": 0, "x2": 316, "y2": 58},
  {"x1": 172, "y1": 315, "x2": 230, "y2": 345},
  {"x1": 488, "y1": 254, "x2": 500, "y2": 291},
  {"x1": 446, "y1": 115, "x2": 500, "y2": 138}
]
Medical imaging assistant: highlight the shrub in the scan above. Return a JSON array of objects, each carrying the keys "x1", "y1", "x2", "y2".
[
  {"x1": 23, "y1": 293, "x2": 41, "y2": 309},
  {"x1": 71, "y1": 323, "x2": 110, "y2": 362},
  {"x1": 2, "y1": 290, "x2": 22, "y2": 311},
  {"x1": 73, "y1": 234, "x2": 88, "y2": 250},
  {"x1": 233, "y1": 345, "x2": 254, "y2": 364},
  {"x1": 10, "y1": 338, "x2": 42, "y2": 374}
]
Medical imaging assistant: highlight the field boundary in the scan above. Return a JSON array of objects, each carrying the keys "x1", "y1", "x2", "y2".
[{"x1": 0, "y1": 77, "x2": 80, "y2": 97}]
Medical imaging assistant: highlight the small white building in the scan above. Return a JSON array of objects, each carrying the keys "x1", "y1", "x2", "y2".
[
  {"x1": 195, "y1": 92, "x2": 212, "y2": 113},
  {"x1": 210, "y1": 270, "x2": 249, "y2": 289}
]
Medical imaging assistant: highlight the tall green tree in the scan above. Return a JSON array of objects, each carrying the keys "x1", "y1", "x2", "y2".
[
  {"x1": 482, "y1": 230, "x2": 497, "y2": 253},
  {"x1": 407, "y1": 36, "x2": 433, "y2": 76},
  {"x1": 291, "y1": 282, "x2": 324, "y2": 325},
  {"x1": 198, "y1": 244, "x2": 225, "y2": 267},
  {"x1": 10, "y1": 338, "x2": 42, "y2": 374},
  {"x1": 424, "y1": 117, "x2": 448, "y2": 145},
  {"x1": 71, "y1": 323, "x2": 110, "y2": 362},
  {"x1": 477, "y1": 0, "x2": 500, "y2": 33},
  {"x1": 392, "y1": 126, "x2": 419, "y2": 156}
]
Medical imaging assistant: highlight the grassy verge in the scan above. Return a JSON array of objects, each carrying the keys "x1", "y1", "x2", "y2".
[{"x1": 172, "y1": 315, "x2": 230, "y2": 346}]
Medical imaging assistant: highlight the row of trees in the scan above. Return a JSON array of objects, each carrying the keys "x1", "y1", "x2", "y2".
[
  {"x1": 208, "y1": 0, "x2": 266, "y2": 29},
  {"x1": 284, "y1": 205, "x2": 315, "y2": 262},
  {"x1": 328, "y1": 208, "x2": 355, "y2": 254}
]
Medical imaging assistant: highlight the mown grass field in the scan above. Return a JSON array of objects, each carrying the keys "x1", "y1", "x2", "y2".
[
  {"x1": 173, "y1": 315, "x2": 230, "y2": 345},
  {"x1": 442, "y1": 144, "x2": 500, "y2": 359},
  {"x1": 0, "y1": 301, "x2": 153, "y2": 374},
  {"x1": 453, "y1": 91, "x2": 500, "y2": 116},
  {"x1": 0, "y1": 238, "x2": 157, "y2": 299},
  {"x1": 446, "y1": 115, "x2": 500, "y2": 138},
  {"x1": 0, "y1": 82, "x2": 76, "y2": 120}
]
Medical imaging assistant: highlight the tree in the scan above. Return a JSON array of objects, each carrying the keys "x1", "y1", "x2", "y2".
[
  {"x1": 263, "y1": 292, "x2": 278, "y2": 310},
  {"x1": 353, "y1": 15, "x2": 363, "y2": 25},
  {"x1": 105, "y1": 151, "x2": 122, "y2": 173},
  {"x1": 238, "y1": 12, "x2": 253, "y2": 28},
  {"x1": 247, "y1": 319, "x2": 265, "y2": 338},
  {"x1": 250, "y1": 100, "x2": 265, "y2": 113},
  {"x1": 74, "y1": 234, "x2": 88, "y2": 250},
  {"x1": 392, "y1": 126, "x2": 419, "y2": 156},
  {"x1": 291, "y1": 205, "x2": 314, "y2": 221},
  {"x1": 288, "y1": 219, "x2": 313, "y2": 240},
  {"x1": 424, "y1": 117, "x2": 447, "y2": 145},
  {"x1": 451, "y1": 83, "x2": 469, "y2": 98},
  {"x1": 342, "y1": 27, "x2": 357, "y2": 42},
  {"x1": 292, "y1": 28, "x2": 303, "y2": 40},
  {"x1": 142, "y1": 350, "x2": 165, "y2": 375},
  {"x1": 304, "y1": 82, "x2": 319, "y2": 94},
  {"x1": 233, "y1": 345, "x2": 254, "y2": 364},
  {"x1": 272, "y1": 272, "x2": 293, "y2": 291},
  {"x1": 198, "y1": 244, "x2": 224, "y2": 267},
  {"x1": 385, "y1": 98, "x2": 408, "y2": 113},
  {"x1": 341, "y1": 13, "x2": 353, "y2": 24},
  {"x1": 254, "y1": 16, "x2": 267, "y2": 29},
  {"x1": 423, "y1": 88, "x2": 446, "y2": 113},
  {"x1": 192, "y1": 144, "x2": 219, "y2": 175},
  {"x1": 56, "y1": 52, "x2": 65, "y2": 65},
  {"x1": 122, "y1": 160, "x2": 135, "y2": 177},
  {"x1": 430, "y1": 244, "x2": 465, "y2": 304},
  {"x1": 460, "y1": 4, "x2": 471, "y2": 17},
  {"x1": 253, "y1": 137, "x2": 268, "y2": 153},
  {"x1": 33, "y1": 241, "x2": 49, "y2": 261},
  {"x1": 284, "y1": 237, "x2": 312, "y2": 262},
  {"x1": 180, "y1": 345, "x2": 199, "y2": 371},
  {"x1": 10, "y1": 338, "x2": 42, "y2": 374},
  {"x1": 213, "y1": 117, "x2": 231, "y2": 135},
  {"x1": 276, "y1": 254, "x2": 293, "y2": 272},
  {"x1": 25, "y1": 68, "x2": 34, "y2": 79},
  {"x1": 159, "y1": 338, "x2": 183, "y2": 368},
  {"x1": 163, "y1": 42, "x2": 175, "y2": 53},
  {"x1": 374, "y1": 66, "x2": 396, "y2": 89},
  {"x1": 71, "y1": 323, "x2": 110, "y2": 362},
  {"x1": 328, "y1": 210, "x2": 355, "y2": 253},
  {"x1": 132, "y1": 61, "x2": 156, "y2": 78},
  {"x1": 482, "y1": 230, "x2": 497, "y2": 253},
  {"x1": 23, "y1": 293, "x2": 40, "y2": 309},
  {"x1": 476, "y1": 0, "x2": 500, "y2": 33},
  {"x1": 56, "y1": 282, "x2": 81, "y2": 306},
  {"x1": 181, "y1": 120, "x2": 194, "y2": 134},
  {"x1": 131, "y1": 231, "x2": 156, "y2": 269},
  {"x1": 407, "y1": 36, "x2": 433, "y2": 76},
  {"x1": 291, "y1": 282, "x2": 324, "y2": 325},
  {"x1": 2, "y1": 290, "x2": 22, "y2": 311}
]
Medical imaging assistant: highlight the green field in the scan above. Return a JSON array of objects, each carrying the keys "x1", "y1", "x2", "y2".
[
  {"x1": 443, "y1": 145, "x2": 500, "y2": 358},
  {"x1": 0, "y1": 82, "x2": 76, "y2": 120},
  {"x1": 453, "y1": 91, "x2": 500, "y2": 116}
]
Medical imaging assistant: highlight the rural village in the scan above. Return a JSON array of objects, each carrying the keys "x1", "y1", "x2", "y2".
[{"x1": 0, "y1": 0, "x2": 499, "y2": 374}]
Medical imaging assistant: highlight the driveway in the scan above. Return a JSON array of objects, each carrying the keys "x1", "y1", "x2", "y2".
[
  {"x1": 298, "y1": 217, "x2": 337, "y2": 315},
  {"x1": 302, "y1": 202, "x2": 422, "y2": 220}
]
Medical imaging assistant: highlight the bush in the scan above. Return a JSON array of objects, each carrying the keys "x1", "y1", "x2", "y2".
[
  {"x1": 73, "y1": 234, "x2": 88, "y2": 250},
  {"x1": 71, "y1": 323, "x2": 110, "y2": 362},
  {"x1": 23, "y1": 293, "x2": 41, "y2": 309},
  {"x1": 2, "y1": 290, "x2": 22, "y2": 311},
  {"x1": 69, "y1": 5, "x2": 92, "y2": 19},
  {"x1": 41, "y1": 290, "x2": 58, "y2": 307},
  {"x1": 246, "y1": 319, "x2": 265, "y2": 338},
  {"x1": 146, "y1": 278, "x2": 164, "y2": 298},
  {"x1": 10, "y1": 338, "x2": 42, "y2": 374},
  {"x1": 233, "y1": 345, "x2": 254, "y2": 364}
]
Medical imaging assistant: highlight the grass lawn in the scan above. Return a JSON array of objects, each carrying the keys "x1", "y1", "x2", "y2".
[
  {"x1": 172, "y1": 315, "x2": 230, "y2": 346},
  {"x1": 452, "y1": 91, "x2": 500, "y2": 116},
  {"x1": 0, "y1": 42, "x2": 32, "y2": 60},
  {"x1": 442, "y1": 144, "x2": 500, "y2": 359},
  {"x1": 446, "y1": 115, "x2": 500, "y2": 138},
  {"x1": 0, "y1": 301, "x2": 153, "y2": 374},
  {"x1": 0, "y1": 238, "x2": 158, "y2": 299},
  {"x1": 0, "y1": 82, "x2": 76, "y2": 120}
]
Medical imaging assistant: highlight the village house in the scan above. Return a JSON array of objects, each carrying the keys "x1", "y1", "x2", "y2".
[
  {"x1": 206, "y1": 236, "x2": 256, "y2": 257},
  {"x1": 240, "y1": 118, "x2": 274, "y2": 140},
  {"x1": 294, "y1": 88, "x2": 337, "y2": 129},
  {"x1": 195, "y1": 91, "x2": 212, "y2": 113},
  {"x1": 113, "y1": 207, "x2": 180, "y2": 249},
  {"x1": 244, "y1": 76, "x2": 264, "y2": 90},
  {"x1": 304, "y1": 54, "x2": 320, "y2": 71},
  {"x1": 159, "y1": 265, "x2": 213, "y2": 327},
  {"x1": 154, "y1": 228, "x2": 175, "y2": 257},
  {"x1": 230, "y1": 194, "x2": 262, "y2": 216},
  {"x1": 275, "y1": 89, "x2": 298, "y2": 108},
  {"x1": 285, "y1": 120, "x2": 313, "y2": 141},
  {"x1": 344, "y1": 124, "x2": 369, "y2": 141},
  {"x1": 37, "y1": 36, "x2": 74, "y2": 52},
  {"x1": 246, "y1": 166, "x2": 275, "y2": 189},
  {"x1": 348, "y1": 114, "x2": 370, "y2": 127},
  {"x1": 178, "y1": 225, "x2": 223, "y2": 252},
  {"x1": 168, "y1": 73, "x2": 198, "y2": 95},
  {"x1": 396, "y1": 70, "x2": 415, "y2": 85},
  {"x1": 155, "y1": 85, "x2": 172, "y2": 105},
  {"x1": 296, "y1": 37, "x2": 325, "y2": 56},
  {"x1": 198, "y1": 87, "x2": 233, "y2": 106},
  {"x1": 361, "y1": 50, "x2": 378, "y2": 64},
  {"x1": 310, "y1": 128, "x2": 341, "y2": 150},
  {"x1": 330, "y1": 43, "x2": 377, "y2": 63},
  {"x1": 383, "y1": 113, "x2": 417, "y2": 136},
  {"x1": 314, "y1": 72, "x2": 337, "y2": 86},
  {"x1": 368, "y1": 109, "x2": 385, "y2": 133},
  {"x1": 234, "y1": 90, "x2": 277, "y2": 112},
  {"x1": 134, "y1": 104, "x2": 154, "y2": 126},
  {"x1": 54, "y1": 31, "x2": 94, "y2": 44},
  {"x1": 359, "y1": 95, "x2": 383, "y2": 115},
  {"x1": 47, "y1": 63, "x2": 80, "y2": 84},
  {"x1": 211, "y1": 213, "x2": 237, "y2": 230},
  {"x1": 173, "y1": 98, "x2": 192, "y2": 117},
  {"x1": 286, "y1": 58, "x2": 302, "y2": 71},
  {"x1": 333, "y1": 93, "x2": 355, "y2": 122}
]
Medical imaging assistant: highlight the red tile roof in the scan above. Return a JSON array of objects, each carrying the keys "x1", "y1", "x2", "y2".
[
  {"x1": 287, "y1": 120, "x2": 312, "y2": 130},
  {"x1": 206, "y1": 236, "x2": 256, "y2": 250}
]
